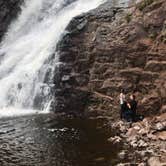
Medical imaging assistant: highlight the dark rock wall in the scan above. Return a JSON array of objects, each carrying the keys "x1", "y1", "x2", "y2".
[
  {"x1": 55, "y1": 0, "x2": 166, "y2": 119},
  {"x1": 0, "y1": 0, "x2": 22, "y2": 42}
]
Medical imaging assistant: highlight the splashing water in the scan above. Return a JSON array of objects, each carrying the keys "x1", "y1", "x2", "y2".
[{"x1": 0, "y1": 0, "x2": 105, "y2": 117}]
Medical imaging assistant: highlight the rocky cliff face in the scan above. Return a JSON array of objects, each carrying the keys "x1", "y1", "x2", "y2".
[
  {"x1": 55, "y1": 2, "x2": 166, "y2": 163},
  {"x1": 56, "y1": 0, "x2": 166, "y2": 119},
  {"x1": 0, "y1": 0, "x2": 22, "y2": 41}
]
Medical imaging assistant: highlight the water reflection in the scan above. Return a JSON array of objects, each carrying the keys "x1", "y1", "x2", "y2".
[{"x1": 0, "y1": 114, "x2": 121, "y2": 166}]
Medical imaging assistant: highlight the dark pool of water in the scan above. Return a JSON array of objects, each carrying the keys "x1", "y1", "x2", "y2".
[{"x1": 0, "y1": 114, "x2": 122, "y2": 166}]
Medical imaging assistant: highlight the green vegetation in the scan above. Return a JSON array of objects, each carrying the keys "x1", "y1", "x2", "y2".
[
  {"x1": 125, "y1": 13, "x2": 132, "y2": 23},
  {"x1": 137, "y1": 0, "x2": 154, "y2": 11}
]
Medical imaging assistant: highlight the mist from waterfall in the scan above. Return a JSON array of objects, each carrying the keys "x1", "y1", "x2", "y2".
[{"x1": 0, "y1": 0, "x2": 105, "y2": 117}]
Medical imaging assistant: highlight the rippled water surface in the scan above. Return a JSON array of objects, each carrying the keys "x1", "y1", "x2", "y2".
[{"x1": 0, "y1": 114, "x2": 120, "y2": 166}]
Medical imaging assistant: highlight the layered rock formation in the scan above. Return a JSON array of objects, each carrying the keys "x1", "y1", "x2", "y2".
[
  {"x1": 55, "y1": 1, "x2": 166, "y2": 164},
  {"x1": 56, "y1": 0, "x2": 166, "y2": 119},
  {"x1": 0, "y1": 0, "x2": 22, "y2": 42}
]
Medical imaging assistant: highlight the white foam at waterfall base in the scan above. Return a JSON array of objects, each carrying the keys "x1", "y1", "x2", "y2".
[
  {"x1": 0, "y1": 108, "x2": 45, "y2": 118},
  {"x1": 0, "y1": 0, "x2": 105, "y2": 117}
]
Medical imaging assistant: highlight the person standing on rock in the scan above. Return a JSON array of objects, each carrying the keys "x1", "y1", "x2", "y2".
[
  {"x1": 129, "y1": 94, "x2": 137, "y2": 122},
  {"x1": 119, "y1": 89, "x2": 126, "y2": 119}
]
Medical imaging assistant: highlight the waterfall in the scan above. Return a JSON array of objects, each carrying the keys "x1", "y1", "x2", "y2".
[{"x1": 0, "y1": 0, "x2": 105, "y2": 117}]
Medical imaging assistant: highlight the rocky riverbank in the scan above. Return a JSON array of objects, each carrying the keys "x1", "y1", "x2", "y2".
[{"x1": 107, "y1": 113, "x2": 166, "y2": 165}]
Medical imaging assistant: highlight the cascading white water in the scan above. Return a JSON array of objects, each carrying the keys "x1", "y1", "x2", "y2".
[{"x1": 0, "y1": 0, "x2": 105, "y2": 117}]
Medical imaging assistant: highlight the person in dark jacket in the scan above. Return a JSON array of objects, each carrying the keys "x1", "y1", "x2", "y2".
[{"x1": 129, "y1": 94, "x2": 137, "y2": 122}]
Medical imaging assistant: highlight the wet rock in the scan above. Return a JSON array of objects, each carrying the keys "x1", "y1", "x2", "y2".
[
  {"x1": 146, "y1": 149, "x2": 155, "y2": 155},
  {"x1": 107, "y1": 136, "x2": 122, "y2": 144},
  {"x1": 76, "y1": 19, "x2": 88, "y2": 31},
  {"x1": 148, "y1": 157, "x2": 162, "y2": 166},
  {"x1": 160, "y1": 149, "x2": 166, "y2": 153},
  {"x1": 130, "y1": 139, "x2": 138, "y2": 148},
  {"x1": 116, "y1": 163, "x2": 131, "y2": 166},
  {"x1": 67, "y1": 17, "x2": 88, "y2": 34},
  {"x1": 155, "y1": 131, "x2": 166, "y2": 141},
  {"x1": 61, "y1": 75, "x2": 71, "y2": 82},
  {"x1": 133, "y1": 125, "x2": 142, "y2": 131},
  {"x1": 139, "y1": 150, "x2": 147, "y2": 157},
  {"x1": 126, "y1": 128, "x2": 138, "y2": 139},
  {"x1": 145, "y1": 60, "x2": 166, "y2": 72},
  {"x1": 154, "y1": 122, "x2": 166, "y2": 131},
  {"x1": 112, "y1": 120, "x2": 128, "y2": 133},
  {"x1": 160, "y1": 105, "x2": 166, "y2": 113},
  {"x1": 137, "y1": 140, "x2": 148, "y2": 148},
  {"x1": 94, "y1": 157, "x2": 105, "y2": 162},
  {"x1": 155, "y1": 113, "x2": 166, "y2": 122},
  {"x1": 118, "y1": 150, "x2": 127, "y2": 160},
  {"x1": 138, "y1": 127, "x2": 150, "y2": 135},
  {"x1": 147, "y1": 133, "x2": 157, "y2": 140},
  {"x1": 138, "y1": 162, "x2": 146, "y2": 166}
]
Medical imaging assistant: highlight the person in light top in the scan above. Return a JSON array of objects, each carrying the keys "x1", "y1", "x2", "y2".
[{"x1": 119, "y1": 89, "x2": 126, "y2": 119}]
